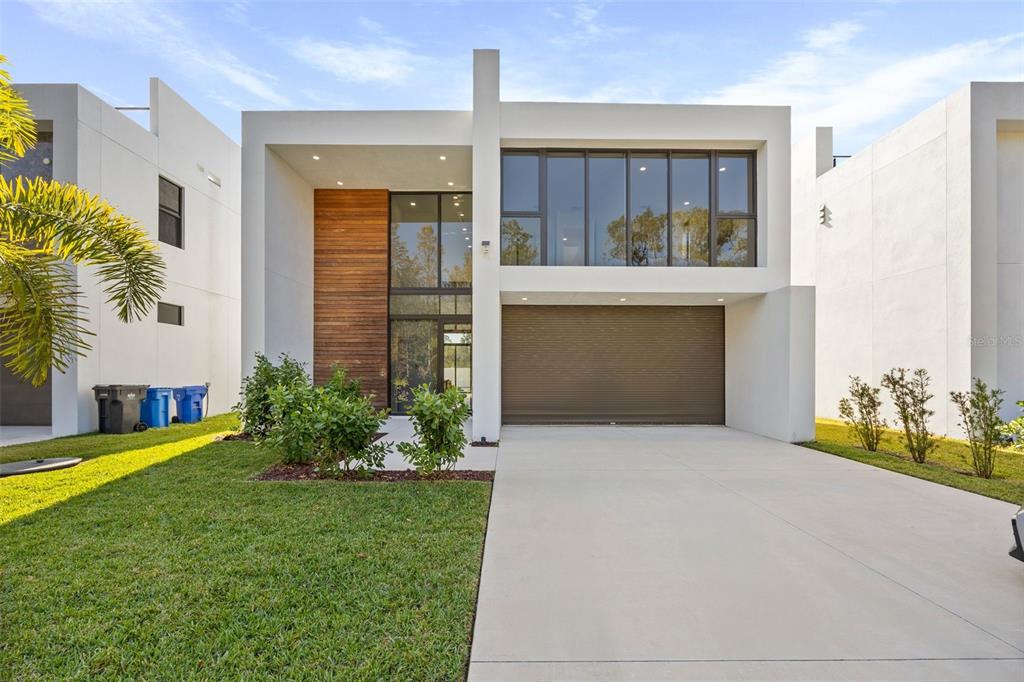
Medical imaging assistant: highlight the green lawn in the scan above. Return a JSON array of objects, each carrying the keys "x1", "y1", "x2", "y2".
[
  {"x1": 804, "y1": 418, "x2": 1024, "y2": 505},
  {"x1": 0, "y1": 421, "x2": 492, "y2": 681}
]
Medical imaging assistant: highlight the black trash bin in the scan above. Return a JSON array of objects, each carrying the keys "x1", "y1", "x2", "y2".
[{"x1": 93, "y1": 385, "x2": 149, "y2": 434}]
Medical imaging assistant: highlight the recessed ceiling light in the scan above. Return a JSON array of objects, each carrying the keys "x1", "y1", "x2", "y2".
[
  {"x1": 562, "y1": 237, "x2": 567, "y2": 241},
  {"x1": 410, "y1": 202, "x2": 416, "y2": 206},
  {"x1": 312, "y1": 155, "x2": 320, "y2": 160},
  {"x1": 521, "y1": 297, "x2": 529, "y2": 301},
  {"x1": 639, "y1": 166, "x2": 647, "y2": 172},
  {"x1": 459, "y1": 213, "x2": 465, "y2": 218},
  {"x1": 439, "y1": 155, "x2": 447, "y2": 161},
  {"x1": 619, "y1": 297, "x2": 627, "y2": 302},
  {"x1": 336, "y1": 181, "x2": 344, "y2": 186},
  {"x1": 716, "y1": 298, "x2": 725, "y2": 302},
  {"x1": 719, "y1": 167, "x2": 727, "y2": 172},
  {"x1": 447, "y1": 181, "x2": 454, "y2": 186},
  {"x1": 465, "y1": 236, "x2": 470, "y2": 240},
  {"x1": 454, "y1": 202, "x2": 460, "y2": 207},
  {"x1": 683, "y1": 201, "x2": 690, "y2": 205}
]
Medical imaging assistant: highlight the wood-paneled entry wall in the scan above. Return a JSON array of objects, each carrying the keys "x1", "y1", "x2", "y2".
[{"x1": 313, "y1": 189, "x2": 389, "y2": 407}]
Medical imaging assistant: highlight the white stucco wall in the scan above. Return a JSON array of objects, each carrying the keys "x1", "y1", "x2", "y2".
[
  {"x1": 997, "y1": 131, "x2": 1024, "y2": 416},
  {"x1": 14, "y1": 81, "x2": 242, "y2": 435},
  {"x1": 813, "y1": 83, "x2": 1023, "y2": 434},
  {"x1": 725, "y1": 286, "x2": 816, "y2": 442}
]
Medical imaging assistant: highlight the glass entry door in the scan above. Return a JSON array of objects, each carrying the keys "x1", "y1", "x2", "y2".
[{"x1": 443, "y1": 323, "x2": 472, "y2": 401}]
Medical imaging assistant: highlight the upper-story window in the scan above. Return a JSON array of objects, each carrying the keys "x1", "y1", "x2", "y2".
[
  {"x1": 158, "y1": 177, "x2": 183, "y2": 248},
  {"x1": 390, "y1": 192, "x2": 473, "y2": 289},
  {"x1": 500, "y1": 150, "x2": 756, "y2": 267}
]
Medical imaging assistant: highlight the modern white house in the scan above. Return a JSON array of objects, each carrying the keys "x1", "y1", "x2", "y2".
[
  {"x1": 242, "y1": 49, "x2": 815, "y2": 444},
  {"x1": 1, "y1": 80, "x2": 242, "y2": 438},
  {"x1": 793, "y1": 82, "x2": 1023, "y2": 434}
]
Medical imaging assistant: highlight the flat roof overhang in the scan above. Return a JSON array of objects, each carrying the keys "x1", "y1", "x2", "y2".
[{"x1": 267, "y1": 143, "x2": 471, "y2": 192}]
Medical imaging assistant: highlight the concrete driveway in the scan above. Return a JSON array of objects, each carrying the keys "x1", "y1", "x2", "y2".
[{"x1": 468, "y1": 426, "x2": 1024, "y2": 681}]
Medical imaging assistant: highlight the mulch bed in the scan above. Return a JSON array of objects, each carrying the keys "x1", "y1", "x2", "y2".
[{"x1": 254, "y1": 464, "x2": 494, "y2": 482}]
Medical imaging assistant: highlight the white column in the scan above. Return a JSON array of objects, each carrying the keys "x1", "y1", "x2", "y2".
[{"x1": 471, "y1": 49, "x2": 502, "y2": 442}]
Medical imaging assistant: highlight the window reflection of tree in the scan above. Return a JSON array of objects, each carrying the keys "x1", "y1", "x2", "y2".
[
  {"x1": 500, "y1": 218, "x2": 539, "y2": 265},
  {"x1": 391, "y1": 320, "x2": 436, "y2": 411},
  {"x1": 391, "y1": 223, "x2": 438, "y2": 287}
]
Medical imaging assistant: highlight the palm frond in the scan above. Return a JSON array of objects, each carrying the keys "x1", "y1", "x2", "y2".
[
  {"x1": 0, "y1": 175, "x2": 166, "y2": 323},
  {"x1": 0, "y1": 240, "x2": 91, "y2": 386},
  {"x1": 0, "y1": 55, "x2": 37, "y2": 165}
]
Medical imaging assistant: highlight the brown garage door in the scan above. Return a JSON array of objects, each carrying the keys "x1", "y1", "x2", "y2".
[{"x1": 502, "y1": 305, "x2": 724, "y2": 424}]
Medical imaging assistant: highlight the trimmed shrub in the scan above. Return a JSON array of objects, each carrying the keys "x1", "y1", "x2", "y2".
[
  {"x1": 881, "y1": 367, "x2": 937, "y2": 463},
  {"x1": 950, "y1": 379, "x2": 1005, "y2": 479},
  {"x1": 265, "y1": 378, "x2": 320, "y2": 464},
  {"x1": 838, "y1": 375, "x2": 886, "y2": 452},
  {"x1": 235, "y1": 353, "x2": 309, "y2": 438},
  {"x1": 396, "y1": 385, "x2": 470, "y2": 474},
  {"x1": 264, "y1": 365, "x2": 391, "y2": 471},
  {"x1": 316, "y1": 367, "x2": 390, "y2": 476}
]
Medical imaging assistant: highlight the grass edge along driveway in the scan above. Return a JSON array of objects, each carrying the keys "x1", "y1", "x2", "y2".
[{"x1": 804, "y1": 418, "x2": 1023, "y2": 505}]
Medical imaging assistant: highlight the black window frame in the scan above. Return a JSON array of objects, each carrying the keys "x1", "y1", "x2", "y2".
[
  {"x1": 157, "y1": 302, "x2": 184, "y2": 326},
  {"x1": 500, "y1": 149, "x2": 757, "y2": 267},
  {"x1": 388, "y1": 191, "x2": 473, "y2": 413},
  {"x1": 158, "y1": 176, "x2": 184, "y2": 249}
]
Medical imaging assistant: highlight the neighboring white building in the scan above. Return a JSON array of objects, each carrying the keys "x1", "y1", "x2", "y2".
[
  {"x1": 242, "y1": 49, "x2": 815, "y2": 444},
  {"x1": 1, "y1": 80, "x2": 242, "y2": 437},
  {"x1": 794, "y1": 82, "x2": 1023, "y2": 434}
]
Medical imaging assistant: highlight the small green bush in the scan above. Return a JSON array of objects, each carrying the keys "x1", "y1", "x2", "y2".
[
  {"x1": 265, "y1": 378, "x2": 320, "y2": 464},
  {"x1": 317, "y1": 370, "x2": 390, "y2": 476},
  {"x1": 881, "y1": 367, "x2": 937, "y2": 463},
  {"x1": 264, "y1": 365, "x2": 391, "y2": 471},
  {"x1": 838, "y1": 375, "x2": 886, "y2": 452},
  {"x1": 235, "y1": 353, "x2": 309, "y2": 438},
  {"x1": 999, "y1": 400, "x2": 1024, "y2": 450},
  {"x1": 951, "y1": 379, "x2": 1005, "y2": 479},
  {"x1": 397, "y1": 385, "x2": 470, "y2": 474}
]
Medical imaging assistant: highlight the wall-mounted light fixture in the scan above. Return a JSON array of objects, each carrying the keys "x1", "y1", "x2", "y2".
[{"x1": 819, "y1": 203, "x2": 832, "y2": 228}]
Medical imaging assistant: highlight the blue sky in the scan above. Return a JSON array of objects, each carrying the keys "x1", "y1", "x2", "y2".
[{"x1": 2, "y1": 1, "x2": 1021, "y2": 151}]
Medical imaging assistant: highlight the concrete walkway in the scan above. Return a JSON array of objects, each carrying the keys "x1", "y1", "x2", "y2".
[{"x1": 468, "y1": 426, "x2": 1024, "y2": 681}]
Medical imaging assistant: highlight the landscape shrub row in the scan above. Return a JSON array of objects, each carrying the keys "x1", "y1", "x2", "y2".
[
  {"x1": 839, "y1": 369, "x2": 1021, "y2": 479},
  {"x1": 235, "y1": 353, "x2": 470, "y2": 476}
]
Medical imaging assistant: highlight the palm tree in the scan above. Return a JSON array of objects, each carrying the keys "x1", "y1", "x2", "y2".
[{"x1": 0, "y1": 55, "x2": 165, "y2": 386}]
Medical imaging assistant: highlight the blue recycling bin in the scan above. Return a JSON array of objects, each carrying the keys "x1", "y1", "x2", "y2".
[
  {"x1": 140, "y1": 387, "x2": 174, "y2": 428},
  {"x1": 172, "y1": 385, "x2": 207, "y2": 424}
]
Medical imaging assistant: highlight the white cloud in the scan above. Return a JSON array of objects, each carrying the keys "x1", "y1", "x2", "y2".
[
  {"x1": 288, "y1": 38, "x2": 424, "y2": 84},
  {"x1": 702, "y1": 24, "x2": 1024, "y2": 148},
  {"x1": 548, "y1": 2, "x2": 633, "y2": 47},
  {"x1": 26, "y1": 0, "x2": 289, "y2": 106},
  {"x1": 802, "y1": 20, "x2": 863, "y2": 50}
]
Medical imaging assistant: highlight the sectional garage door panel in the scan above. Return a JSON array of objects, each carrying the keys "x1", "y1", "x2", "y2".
[{"x1": 501, "y1": 305, "x2": 725, "y2": 424}]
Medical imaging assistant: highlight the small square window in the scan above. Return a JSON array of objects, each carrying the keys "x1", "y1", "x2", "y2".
[
  {"x1": 158, "y1": 177, "x2": 183, "y2": 248},
  {"x1": 157, "y1": 302, "x2": 184, "y2": 326}
]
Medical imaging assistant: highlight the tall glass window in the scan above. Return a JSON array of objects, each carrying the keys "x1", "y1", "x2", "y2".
[
  {"x1": 441, "y1": 194, "x2": 473, "y2": 287},
  {"x1": 546, "y1": 154, "x2": 585, "y2": 266},
  {"x1": 390, "y1": 194, "x2": 438, "y2": 288},
  {"x1": 588, "y1": 153, "x2": 626, "y2": 266},
  {"x1": 671, "y1": 154, "x2": 710, "y2": 266},
  {"x1": 390, "y1": 320, "x2": 437, "y2": 412},
  {"x1": 715, "y1": 154, "x2": 755, "y2": 266},
  {"x1": 389, "y1": 192, "x2": 472, "y2": 413},
  {"x1": 629, "y1": 154, "x2": 668, "y2": 266}
]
